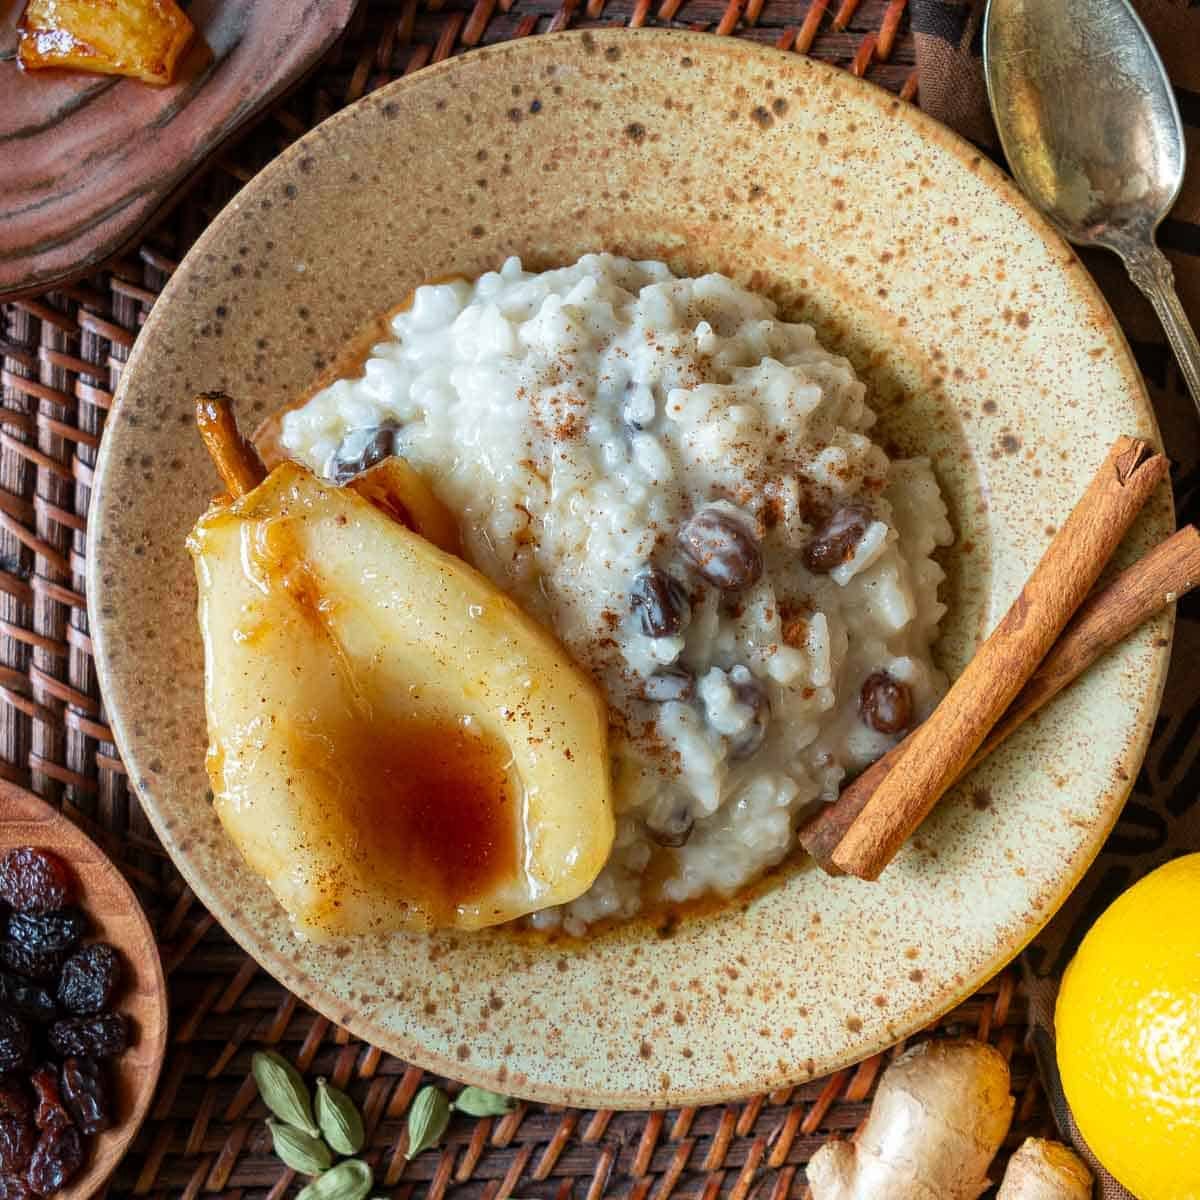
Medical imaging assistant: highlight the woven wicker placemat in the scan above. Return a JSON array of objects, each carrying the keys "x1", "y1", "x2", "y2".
[{"x1": 0, "y1": 2, "x2": 1061, "y2": 1195}]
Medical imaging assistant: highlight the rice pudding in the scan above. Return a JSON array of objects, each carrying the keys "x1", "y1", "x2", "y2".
[{"x1": 279, "y1": 253, "x2": 953, "y2": 933}]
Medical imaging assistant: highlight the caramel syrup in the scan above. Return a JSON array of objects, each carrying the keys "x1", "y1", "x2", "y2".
[{"x1": 289, "y1": 711, "x2": 520, "y2": 928}]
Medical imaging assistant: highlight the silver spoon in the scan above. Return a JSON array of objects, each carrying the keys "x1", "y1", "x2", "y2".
[{"x1": 984, "y1": 0, "x2": 1200, "y2": 419}]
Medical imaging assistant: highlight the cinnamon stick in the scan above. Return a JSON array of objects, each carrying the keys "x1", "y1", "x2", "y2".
[
  {"x1": 978, "y1": 524, "x2": 1200, "y2": 757},
  {"x1": 799, "y1": 741, "x2": 900, "y2": 873},
  {"x1": 828, "y1": 435, "x2": 1169, "y2": 880},
  {"x1": 799, "y1": 523, "x2": 1200, "y2": 873},
  {"x1": 195, "y1": 391, "x2": 267, "y2": 499}
]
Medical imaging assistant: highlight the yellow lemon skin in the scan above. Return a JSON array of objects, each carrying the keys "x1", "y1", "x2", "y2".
[{"x1": 1056, "y1": 854, "x2": 1200, "y2": 1200}]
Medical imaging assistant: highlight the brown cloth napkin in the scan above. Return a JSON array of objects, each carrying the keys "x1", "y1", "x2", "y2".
[{"x1": 911, "y1": 2, "x2": 1200, "y2": 1196}]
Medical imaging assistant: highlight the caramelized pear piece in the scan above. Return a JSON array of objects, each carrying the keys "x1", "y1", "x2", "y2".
[
  {"x1": 188, "y1": 462, "x2": 613, "y2": 936},
  {"x1": 347, "y1": 457, "x2": 463, "y2": 556},
  {"x1": 17, "y1": 0, "x2": 196, "y2": 85}
]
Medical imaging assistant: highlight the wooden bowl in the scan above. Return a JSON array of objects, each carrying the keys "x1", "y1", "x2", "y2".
[
  {"x1": 0, "y1": 784, "x2": 167, "y2": 1199},
  {"x1": 0, "y1": 0, "x2": 361, "y2": 300},
  {"x1": 87, "y1": 31, "x2": 1172, "y2": 1107}
]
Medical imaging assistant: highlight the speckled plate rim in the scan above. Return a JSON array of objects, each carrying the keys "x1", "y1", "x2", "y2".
[{"x1": 86, "y1": 29, "x2": 1172, "y2": 1108}]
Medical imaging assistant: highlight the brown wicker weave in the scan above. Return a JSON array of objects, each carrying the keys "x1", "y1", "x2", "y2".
[{"x1": 0, "y1": 2, "x2": 1058, "y2": 1195}]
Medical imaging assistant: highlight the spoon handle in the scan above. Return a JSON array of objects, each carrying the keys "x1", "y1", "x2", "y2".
[{"x1": 1120, "y1": 241, "x2": 1200, "y2": 421}]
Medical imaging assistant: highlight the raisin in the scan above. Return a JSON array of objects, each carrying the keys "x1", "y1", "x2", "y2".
[
  {"x1": 48, "y1": 1014, "x2": 127, "y2": 1060},
  {"x1": 0, "y1": 946, "x2": 63, "y2": 986},
  {"x1": 27, "y1": 1069, "x2": 67, "y2": 1136},
  {"x1": 860, "y1": 671, "x2": 913, "y2": 735},
  {"x1": 25, "y1": 1123, "x2": 82, "y2": 1196},
  {"x1": 0, "y1": 1174, "x2": 32, "y2": 1200},
  {"x1": 640, "y1": 668, "x2": 694, "y2": 703},
  {"x1": 677, "y1": 507, "x2": 762, "y2": 591},
  {"x1": 332, "y1": 425, "x2": 399, "y2": 483},
  {"x1": 56, "y1": 945, "x2": 121, "y2": 1017},
  {"x1": 5, "y1": 911, "x2": 85, "y2": 958},
  {"x1": 0, "y1": 1080, "x2": 29, "y2": 1123},
  {"x1": 629, "y1": 568, "x2": 690, "y2": 637},
  {"x1": 728, "y1": 669, "x2": 770, "y2": 760},
  {"x1": 0, "y1": 1017, "x2": 31, "y2": 1074},
  {"x1": 60, "y1": 1060, "x2": 110, "y2": 1136},
  {"x1": 0, "y1": 976, "x2": 53, "y2": 1024},
  {"x1": 0, "y1": 1117, "x2": 34, "y2": 1174},
  {"x1": 647, "y1": 804, "x2": 694, "y2": 848},
  {"x1": 803, "y1": 505, "x2": 872, "y2": 573},
  {"x1": 0, "y1": 853, "x2": 72, "y2": 916}
]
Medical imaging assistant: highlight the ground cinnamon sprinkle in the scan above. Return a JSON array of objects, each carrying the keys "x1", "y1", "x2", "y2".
[
  {"x1": 554, "y1": 413, "x2": 585, "y2": 441},
  {"x1": 782, "y1": 617, "x2": 808, "y2": 648}
]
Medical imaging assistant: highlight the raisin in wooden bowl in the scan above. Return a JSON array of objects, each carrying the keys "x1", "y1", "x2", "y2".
[{"x1": 0, "y1": 784, "x2": 166, "y2": 1198}]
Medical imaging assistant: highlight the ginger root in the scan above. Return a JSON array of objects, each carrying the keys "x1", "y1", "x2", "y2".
[
  {"x1": 807, "y1": 1038, "x2": 1014, "y2": 1200},
  {"x1": 997, "y1": 1138, "x2": 1093, "y2": 1199}
]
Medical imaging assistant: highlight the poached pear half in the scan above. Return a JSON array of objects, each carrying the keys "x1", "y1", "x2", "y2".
[{"x1": 189, "y1": 460, "x2": 614, "y2": 936}]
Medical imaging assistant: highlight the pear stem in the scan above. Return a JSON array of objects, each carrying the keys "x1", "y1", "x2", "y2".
[{"x1": 195, "y1": 391, "x2": 267, "y2": 498}]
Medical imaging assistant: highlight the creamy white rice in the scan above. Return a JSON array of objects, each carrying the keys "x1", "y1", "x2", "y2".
[{"x1": 280, "y1": 254, "x2": 953, "y2": 933}]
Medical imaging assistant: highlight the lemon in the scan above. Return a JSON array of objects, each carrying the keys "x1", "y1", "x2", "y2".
[{"x1": 1056, "y1": 854, "x2": 1200, "y2": 1199}]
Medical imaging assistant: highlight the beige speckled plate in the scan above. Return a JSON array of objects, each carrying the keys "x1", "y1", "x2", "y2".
[{"x1": 86, "y1": 30, "x2": 1172, "y2": 1108}]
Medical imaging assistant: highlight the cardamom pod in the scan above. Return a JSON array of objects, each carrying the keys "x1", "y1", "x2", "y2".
[
  {"x1": 405, "y1": 1085, "x2": 451, "y2": 1159},
  {"x1": 295, "y1": 1158, "x2": 372, "y2": 1200},
  {"x1": 252, "y1": 1050, "x2": 320, "y2": 1137},
  {"x1": 316, "y1": 1077, "x2": 365, "y2": 1155},
  {"x1": 267, "y1": 1118, "x2": 332, "y2": 1175},
  {"x1": 454, "y1": 1087, "x2": 514, "y2": 1117}
]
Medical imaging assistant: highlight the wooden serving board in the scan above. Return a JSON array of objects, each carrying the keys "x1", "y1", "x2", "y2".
[
  {"x1": 0, "y1": 0, "x2": 361, "y2": 300},
  {"x1": 0, "y1": 784, "x2": 167, "y2": 1200}
]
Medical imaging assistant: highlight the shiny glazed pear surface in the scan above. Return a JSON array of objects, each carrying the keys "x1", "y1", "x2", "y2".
[
  {"x1": 347, "y1": 457, "x2": 463, "y2": 556},
  {"x1": 188, "y1": 461, "x2": 613, "y2": 936},
  {"x1": 17, "y1": 0, "x2": 196, "y2": 84}
]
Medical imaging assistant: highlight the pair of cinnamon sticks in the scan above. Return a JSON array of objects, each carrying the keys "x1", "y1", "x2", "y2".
[{"x1": 800, "y1": 435, "x2": 1200, "y2": 881}]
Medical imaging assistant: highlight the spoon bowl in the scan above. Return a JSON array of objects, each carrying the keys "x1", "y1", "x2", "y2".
[
  {"x1": 984, "y1": 0, "x2": 1183, "y2": 244},
  {"x1": 984, "y1": 0, "x2": 1200, "y2": 417}
]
